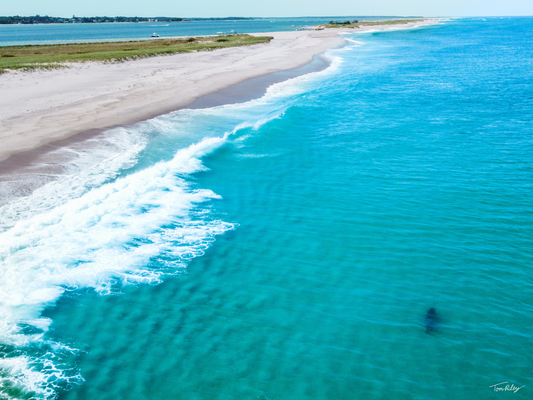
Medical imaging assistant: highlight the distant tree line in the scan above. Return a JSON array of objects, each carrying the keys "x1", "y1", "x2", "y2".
[
  {"x1": 0, "y1": 15, "x2": 254, "y2": 24},
  {"x1": 329, "y1": 20, "x2": 359, "y2": 25}
]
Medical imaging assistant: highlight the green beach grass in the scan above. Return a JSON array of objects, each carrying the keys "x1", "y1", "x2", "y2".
[
  {"x1": 322, "y1": 19, "x2": 423, "y2": 29},
  {"x1": 0, "y1": 34, "x2": 272, "y2": 73}
]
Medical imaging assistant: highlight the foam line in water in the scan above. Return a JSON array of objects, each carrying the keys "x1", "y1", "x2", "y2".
[
  {"x1": 0, "y1": 126, "x2": 150, "y2": 233},
  {"x1": 0, "y1": 353, "x2": 84, "y2": 400},
  {"x1": 0, "y1": 126, "x2": 258, "y2": 397},
  {"x1": 0, "y1": 44, "x2": 348, "y2": 398}
]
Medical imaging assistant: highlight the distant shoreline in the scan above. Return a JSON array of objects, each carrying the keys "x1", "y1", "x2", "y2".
[
  {"x1": 0, "y1": 19, "x2": 438, "y2": 165},
  {"x1": 0, "y1": 16, "x2": 255, "y2": 25}
]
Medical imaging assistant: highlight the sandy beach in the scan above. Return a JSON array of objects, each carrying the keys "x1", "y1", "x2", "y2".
[
  {"x1": 0, "y1": 20, "x2": 436, "y2": 164},
  {"x1": 2, "y1": 13, "x2": 531, "y2": 400}
]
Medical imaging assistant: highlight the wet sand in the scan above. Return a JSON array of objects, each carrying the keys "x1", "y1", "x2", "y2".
[{"x1": 0, "y1": 20, "x2": 438, "y2": 205}]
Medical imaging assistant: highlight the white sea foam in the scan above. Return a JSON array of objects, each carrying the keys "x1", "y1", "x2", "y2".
[
  {"x1": 0, "y1": 130, "x2": 242, "y2": 397},
  {"x1": 0, "y1": 353, "x2": 83, "y2": 400},
  {"x1": 0, "y1": 126, "x2": 150, "y2": 232},
  {"x1": 0, "y1": 45, "x2": 346, "y2": 398}
]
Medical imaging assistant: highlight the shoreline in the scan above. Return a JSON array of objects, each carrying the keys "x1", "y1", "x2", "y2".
[
  {"x1": 0, "y1": 19, "x2": 438, "y2": 182},
  {"x1": 0, "y1": 19, "x2": 438, "y2": 164},
  {"x1": 0, "y1": 29, "x2": 346, "y2": 164},
  {"x1": 0, "y1": 54, "x2": 332, "y2": 207}
]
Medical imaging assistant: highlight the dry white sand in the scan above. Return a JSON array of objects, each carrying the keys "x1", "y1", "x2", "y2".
[{"x1": 0, "y1": 20, "x2": 437, "y2": 163}]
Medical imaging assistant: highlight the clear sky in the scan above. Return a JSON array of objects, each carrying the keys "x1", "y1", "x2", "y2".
[{"x1": 2, "y1": 0, "x2": 532, "y2": 18}]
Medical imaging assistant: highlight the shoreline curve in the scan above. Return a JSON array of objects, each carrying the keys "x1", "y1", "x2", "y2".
[{"x1": 0, "y1": 19, "x2": 439, "y2": 165}]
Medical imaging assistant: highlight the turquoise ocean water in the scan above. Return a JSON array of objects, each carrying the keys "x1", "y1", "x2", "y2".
[{"x1": 0, "y1": 18, "x2": 532, "y2": 399}]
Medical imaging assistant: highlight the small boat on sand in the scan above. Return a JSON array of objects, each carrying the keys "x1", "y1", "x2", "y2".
[{"x1": 151, "y1": 33, "x2": 160, "y2": 38}]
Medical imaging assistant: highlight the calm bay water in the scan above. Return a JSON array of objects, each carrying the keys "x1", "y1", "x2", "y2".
[
  {"x1": 0, "y1": 17, "x2": 532, "y2": 400},
  {"x1": 0, "y1": 17, "x2": 387, "y2": 46}
]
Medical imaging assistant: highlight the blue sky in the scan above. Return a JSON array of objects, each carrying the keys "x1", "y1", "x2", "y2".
[{"x1": 3, "y1": 0, "x2": 533, "y2": 17}]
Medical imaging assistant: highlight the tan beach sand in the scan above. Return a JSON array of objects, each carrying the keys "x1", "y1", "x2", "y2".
[{"x1": 0, "y1": 20, "x2": 437, "y2": 163}]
